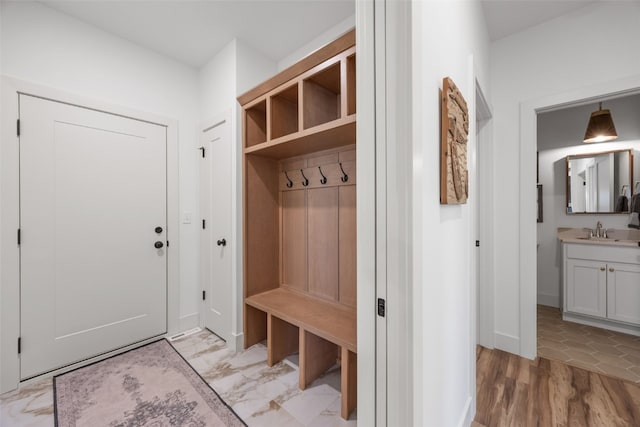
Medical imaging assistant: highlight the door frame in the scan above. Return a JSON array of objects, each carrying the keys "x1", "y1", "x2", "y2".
[
  {"x1": 475, "y1": 79, "x2": 494, "y2": 350},
  {"x1": 357, "y1": 0, "x2": 414, "y2": 425},
  {"x1": 198, "y1": 109, "x2": 242, "y2": 352},
  {"x1": 0, "y1": 77, "x2": 181, "y2": 393},
  {"x1": 518, "y1": 74, "x2": 640, "y2": 360}
]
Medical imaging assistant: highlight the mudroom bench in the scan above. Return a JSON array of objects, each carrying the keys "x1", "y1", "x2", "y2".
[{"x1": 245, "y1": 288, "x2": 357, "y2": 419}]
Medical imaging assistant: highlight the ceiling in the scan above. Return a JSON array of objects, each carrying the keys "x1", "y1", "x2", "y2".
[
  {"x1": 41, "y1": 0, "x2": 355, "y2": 68},
  {"x1": 482, "y1": 0, "x2": 598, "y2": 41},
  {"x1": 39, "y1": 0, "x2": 601, "y2": 68}
]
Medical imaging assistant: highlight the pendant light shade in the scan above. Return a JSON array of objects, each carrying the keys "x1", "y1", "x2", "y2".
[{"x1": 583, "y1": 102, "x2": 617, "y2": 143}]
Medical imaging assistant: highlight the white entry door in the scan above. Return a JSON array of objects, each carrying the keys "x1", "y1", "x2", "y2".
[
  {"x1": 20, "y1": 95, "x2": 167, "y2": 379},
  {"x1": 199, "y1": 116, "x2": 232, "y2": 343}
]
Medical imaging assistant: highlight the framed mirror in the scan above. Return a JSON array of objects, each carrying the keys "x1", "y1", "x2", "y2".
[{"x1": 566, "y1": 149, "x2": 634, "y2": 214}]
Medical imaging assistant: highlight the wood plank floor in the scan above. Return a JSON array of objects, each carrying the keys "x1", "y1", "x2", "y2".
[{"x1": 475, "y1": 346, "x2": 640, "y2": 426}]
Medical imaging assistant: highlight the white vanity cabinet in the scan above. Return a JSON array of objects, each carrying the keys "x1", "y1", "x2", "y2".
[
  {"x1": 565, "y1": 258, "x2": 607, "y2": 317},
  {"x1": 563, "y1": 242, "x2": 640, "y2": 335},
  {"x1": 607, "y1": 262, "x2": 640, "y2": 324}
]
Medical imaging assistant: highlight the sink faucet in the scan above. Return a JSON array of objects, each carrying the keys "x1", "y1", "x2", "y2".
[{"x1": 595, "y1": 221, "x2": 606, "y2": 238}]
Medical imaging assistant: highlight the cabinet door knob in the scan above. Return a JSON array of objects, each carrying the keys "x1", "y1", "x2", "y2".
[
  {"x1": 609, "y1": 268, "x2": 614, "y2": 272},
  {"x1": 600, "y1": 267, "x2": 605, "y2": 271}
]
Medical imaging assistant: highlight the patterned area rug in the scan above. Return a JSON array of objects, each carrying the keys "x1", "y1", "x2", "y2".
[{"x1": 54, "y1": 339, "x2": 246, "y2": 427}]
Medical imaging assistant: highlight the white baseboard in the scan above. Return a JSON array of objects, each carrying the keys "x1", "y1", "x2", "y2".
[
  {"x1": 537, "y1": 293, "x2": 560, "y2": 308},
  {"x1": 563, "y1": 312, "x2": 640, "y2": 337},
  {"x1": 232, "y1": 331, "x2": 244, "y2": 353},
  {"x1": 179, "y1": 312, "x2": 199, "y2": 332},
  {"x1": 494, "y1": 332, "x2": 520, "y2": 355},
  {"x1": 456, "y1": 396, "x2": 473, "y2": 427}
]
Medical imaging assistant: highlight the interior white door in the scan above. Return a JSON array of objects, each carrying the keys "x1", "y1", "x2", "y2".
[
  {"x1": 200, "y1": 117, "x2": 232, "y2": 343},
  {"x1": 20, "y1": 95, "x2": 167, "y2": 379}
]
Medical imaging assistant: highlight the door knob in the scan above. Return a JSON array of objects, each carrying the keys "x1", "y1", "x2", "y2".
[
  {"x1": 217, "y1": 238, "x2": 226, "y2": 247},
  {"x1": 154, "y1": 241, "x2": 164, "y2": 249},
  {"x1": 155, "y1": 226, "x2": 163, "y2": 234},
  {"x1": 609, "y1": 268, "x2": 614, "y2": 272},
  {"x1": 600, "y1": 267, "x2": 605, "y2": 271}
]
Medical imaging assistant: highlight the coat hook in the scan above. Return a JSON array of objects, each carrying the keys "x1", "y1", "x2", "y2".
[
  {"x1": 339, "y1": 163, "x2": 349, "y2": 183},
  {"x1": 300, "y1": 169, "x2": 309, "y2": 187},
  {"x1": 284, "y1": 171, "x2": 293, "y2": 188},
  {"x1": 318, "y1": 166, "x2": 327, "y2": 184}
]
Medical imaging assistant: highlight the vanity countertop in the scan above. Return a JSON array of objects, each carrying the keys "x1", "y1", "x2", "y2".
[{"x1": 558, "y1": 228, "x2": 640, "y2": 248}]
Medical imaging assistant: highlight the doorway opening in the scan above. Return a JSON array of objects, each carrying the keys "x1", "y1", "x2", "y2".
[{"x1": 535, "y1": 92, "x2": 640, "y2": 383}]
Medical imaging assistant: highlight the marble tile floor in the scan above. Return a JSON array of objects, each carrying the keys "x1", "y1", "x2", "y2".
[
  {"x1": 0, "y1": 329, "x2": 357, "y2": 426},
  {"x1": 538, "y1": 304, "x2": 640, "y2": 384}
]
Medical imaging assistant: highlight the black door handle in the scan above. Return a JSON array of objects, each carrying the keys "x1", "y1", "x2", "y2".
[
  {"x1": 217, "y1": 239, "x2": 226, "y2": 247},
  {"x1": 155, "y1": 226, "x2": 163, "y2": 234},
  {"x1": 154, "y1": 241, "x2": 164, "y2": 249}
]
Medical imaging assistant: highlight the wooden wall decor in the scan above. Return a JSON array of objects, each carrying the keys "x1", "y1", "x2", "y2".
[{"x1": 440, "y1": 77, "x2": 469, "y2": 204}]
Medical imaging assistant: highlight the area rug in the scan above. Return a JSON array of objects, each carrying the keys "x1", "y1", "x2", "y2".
[{"x1": 54, "y1": 339, "x2": 246, "y2": 427}]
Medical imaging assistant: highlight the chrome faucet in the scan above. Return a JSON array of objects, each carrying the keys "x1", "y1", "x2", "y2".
[{"x1": 595, "y1": 221, "x2": 606, "y2": 238}]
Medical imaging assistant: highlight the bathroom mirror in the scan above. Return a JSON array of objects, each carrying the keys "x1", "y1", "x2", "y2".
[{"x1": 566, "y1": 149, "x2": 634, "y2": 214}]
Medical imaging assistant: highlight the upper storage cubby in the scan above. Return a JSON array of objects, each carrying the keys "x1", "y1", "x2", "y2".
[
  {"x1": 270, "y1": 83, "x2": 299, "y2": 140},
  {"x1": 303, "y1": 61, "x2": 341, "y2": 130},
  {"x1": 238, "y1": 30, "x2": 355, "y2": 159},
  {"x1": 245, "y1": 99, "x2": 267, "y2": 147}
]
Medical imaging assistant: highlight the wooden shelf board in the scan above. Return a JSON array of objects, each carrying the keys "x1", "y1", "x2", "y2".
[
  {"x1": 244, "y1": 115, "x2": 356, "y2": 159},
  {"x1": 245, "y1": 287, "x2": 356, "y2": 353}
]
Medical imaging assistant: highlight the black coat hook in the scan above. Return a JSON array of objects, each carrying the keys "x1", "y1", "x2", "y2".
[
  {"x1": 339, "y1": 163, "x2": 349, "y2": 183},
  {"x1": 318, "y1": 166, "x2": 327, "y2": 184},
  {"x1": 284, "y1": 171, "x2": 293, "y2": 188},
  {"x1": 300, "y1": 169, "x2": 309, "y2": 187}
]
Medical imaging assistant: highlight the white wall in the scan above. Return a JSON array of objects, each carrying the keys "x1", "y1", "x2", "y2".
[
  {"x1": 276, "y1": 15, "x2": 355, "y2": 72},
  {"x1": 411, "y1": 1, "x2": 490, "y2": 425},
  {"x1": 491, "y1": 1, "x2": 640, "y2": 355},
  {"x1": 199, "y1": 40, "x2": 237, "y2": 121},
  {"x1": 0, "y1": 1, "x2": 201, "y2": 331}
]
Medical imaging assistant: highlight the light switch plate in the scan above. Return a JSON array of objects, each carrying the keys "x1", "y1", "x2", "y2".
[{"x1": 183, "y1": 211, "x2": 192, "y2": 224}]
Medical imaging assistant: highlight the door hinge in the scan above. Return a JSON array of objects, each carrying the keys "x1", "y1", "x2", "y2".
[
  {"x1": 18, "y1": 337, "x2": 21, "y2": 354},
  {"x1": 475, "y1": 240, "x2": 480, "y2": 247},
  {"x1": 202, "y1": 290, "x2": 206, "y2": 301},
  {"x1": 17, "y1": 119, "x2": 21, "y2": 137},
  {"x1": 166, "y1": 240, "x2": 170, "y2": 247},
  {"x1": 199, "y1": 147, "x2": 205, "y2": 158},
  {"x1": 17, "y1": 229, "x2": 21, "y2": 245},
  {"x1": 202, "y1": 219, "x2": 206, "y2": 230},
  {"x1": 377, "y1": 298, "x2": 386, "y2": 317}
]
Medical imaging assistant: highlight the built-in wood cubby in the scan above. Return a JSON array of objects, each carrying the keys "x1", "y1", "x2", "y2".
[
  {"x1": 245, "y1": 99, "x2": 267, "y2": 147},
  {"x1": 270, "y1": 83, "x2": 299, "y2": 139},
  {"x1": 239, "y1": 29, "x2": 357, "y2": 420},
  {"x1": 303, "y1": 61, "x2": 341, "y2": 129}
]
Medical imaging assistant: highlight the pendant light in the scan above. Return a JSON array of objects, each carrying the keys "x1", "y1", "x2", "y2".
[{"x1": 583, "y1": 102, "x2": 617, "y2": 143}]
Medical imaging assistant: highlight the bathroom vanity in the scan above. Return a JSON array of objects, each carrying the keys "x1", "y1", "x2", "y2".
[{"x1": 559, "y1": 228, "x2": 640, "y2": 336}]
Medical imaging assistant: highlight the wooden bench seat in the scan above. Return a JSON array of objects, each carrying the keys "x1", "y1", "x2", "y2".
[{"x1": 245, "y1": 288, "x2": 356, "y2": 419}]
